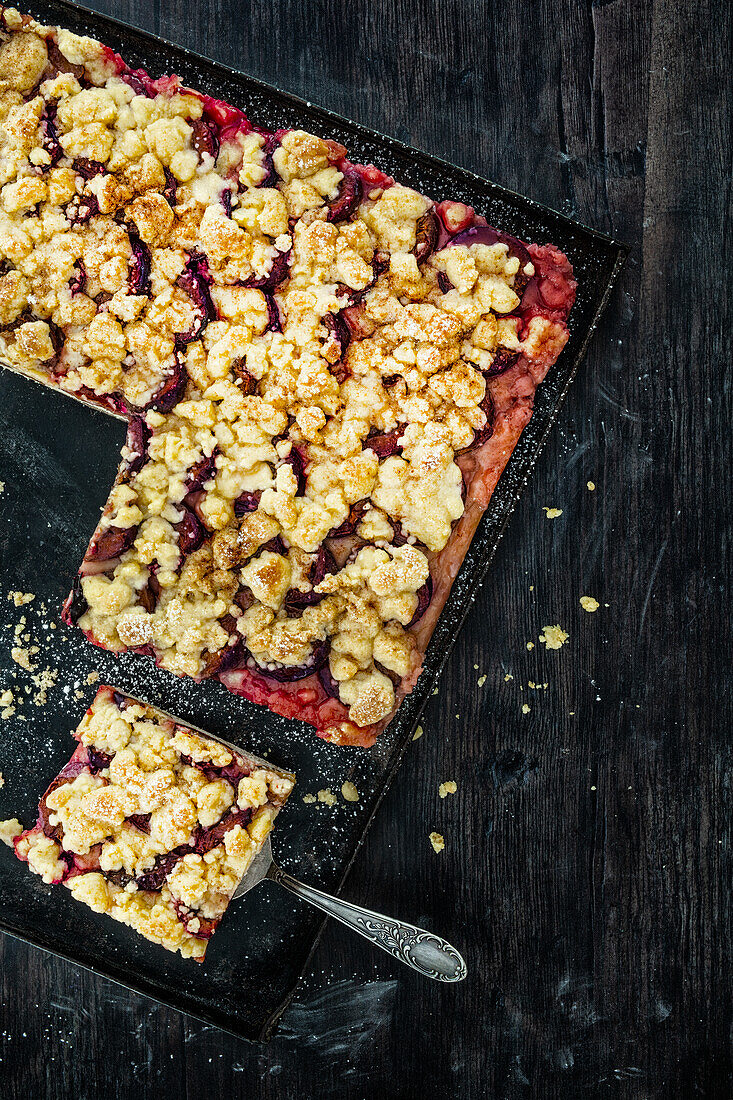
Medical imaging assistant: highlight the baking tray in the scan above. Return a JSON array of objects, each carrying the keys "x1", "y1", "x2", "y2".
[{"x1": 0, "y1": 0, "x2": 627, "y2": 1042}]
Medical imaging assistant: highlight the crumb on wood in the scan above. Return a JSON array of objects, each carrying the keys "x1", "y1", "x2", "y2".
[
  {"x1": 580, "y1": 596, "x2": 600, "y2": 612},
  {"x1": 439, "y1": 780, "x2": 457, "y2": 799},
  {"x1": 302, "y1": 793, "x2": 316, "y2": 804},
  {"x1": 341, "y1": 781, "x2": 359, "y2": 802},
  {"x1": 317, "y1": 788, "x2": 337, "y2": 807},
  {"x1": 7, "y1": 591, "x2": 35, "y2": 606},
  {"x1": 543, "y1": 507, "x2": 563, "y2": 519},
  {"x1": 429, "y1": 832, "x2": 445, "y2": 853},
  {"x1": 539, "y1": 625, "x2": 569, "y2": 650},
  {"x1": 477, "y1": 674, "x2": 486, "y2": 687},
  {"x1": 587, "y1": 481, "x2": 596, "y2": 491},
  {"x1": 522, "y1": 703, "x2": 531, "y2": 714},
  {"x1": 412, "y1": 724, "x2": 424, "y2": 741}
]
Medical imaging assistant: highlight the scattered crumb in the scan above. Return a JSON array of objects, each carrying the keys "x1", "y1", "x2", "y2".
[
  {"x1": 30, "y1": 666, "x2": 58, "y2": 706},
  {"x1": 431, "y1": 687, "x2": 438, "y2": 696},
  {"x1": 412, "y1": 724, "x2": 424, "y2": 741},
  {"x1": 590, "y1": 785, "x2": 597, "y2": 791},
  {"x1": 85, "y1": 671, "x2": 100, "y2": 685},
  {"x1": 522, "y1": 703, "x2": 531, "y2": 715},
  {"x1": 0, "y1": 481, "x2": 4, "y2": 493},
  {"x1": 539, "y1": 625, "x2": 569, "y2": 650},
  {"x1": 7, "y1": 591, "x2": 35, "y2": 606},
  {"x1": 302, "y1": 793, "x2": 316, "y2": 804},
  {"x1": 543, "y1": 507, "x2": 563, "y2": 519},
  {"x1": 341, "y1": 781, "x2": 359, "y2": 802},
  {"x1": 429, "y1": 832, "x2": 445, "y2": 854},
  {"x1": 569, "y1": 711, "x2": 575, "y2": 716},
  {"x1": 526, "y1": 641, "x2": 534, "y2": 650},
  {"x1": 587, "y1": 481, "x2": 596, "y2": 491},
  {"x1": 529, "y1": 585, "x2": 534, "y2": 592},
  {"x1": 580, "y1": 596, "x2": 600, "y2": 613},
  {"x1": 317, "y1": 788, "x2": 337, "y2": 807},
  {"x1": 439, "y1": 780, "x2": 457, "y2": 799},
  {"x1": 0, "y1": 819, "x2": 21, "y2": 847},
  {"x1": 10, "y1": 646, "x2": 36, "y2": 671},
  {"x1": 477, "y1": 674, "x2": 486, "y2": 687},
  {"x1": 0, "y1": 772, "x2": 4, "y2": 788},
  {"x1": 504, "y1": 673, "x2": 513, "y2": 682},
  {"x1": 473, "y1": 664, "x2": 479, "y2": 670}
]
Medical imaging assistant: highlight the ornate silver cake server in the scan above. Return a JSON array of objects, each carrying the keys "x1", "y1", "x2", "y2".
[{"x1": 233, "y1": 835, "x2": 467, "y2": 982}]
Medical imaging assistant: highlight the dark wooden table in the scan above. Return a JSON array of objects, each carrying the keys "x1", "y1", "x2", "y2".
[{"x1": 0, "y1": 1, "x2": 729, "y2": 1097}]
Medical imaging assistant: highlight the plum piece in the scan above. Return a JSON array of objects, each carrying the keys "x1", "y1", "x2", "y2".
[
  {"x1": 72, "y1": 159, "x2": 105, "y2": 180},
  {"x1": 66, "y1": 193, "x2": 99, "y2": 226},
  {"x1": 261, "y1": 535, "x2": 288, "y2": 556},
  {"x1": 127, "y1": 813, "x2": 152, "y2": 833},
  {"x1": 185, "y1": 451, "x2": 217, "y2": 491},
  {"x1": 232, "y1": 360, "x2": 259, "y2": 393},
  {"x1": 88, "y1": 524, "x2": 138, "y2": 561},
  {"x1": 326, "y1": 167, "x2": 363, "y2": 223},
  {"x1": 363, "y1": 426, "x2": 405, "y2": 458},
  {"x1": 175, "y1": 508, "x2": 205, "y2": 555},
  {"x1": 175, "y1": 255, "x2": 216, "y2": 346},
  {"x1": 437, "y1": 270, "x2": 452, "y2": 294},
  {"x1": 139, "y1": 575, "x2": 159, "y2": 614},
  {"x1": 486, "y1": 347, "x2": 520, "y2": 377},
  {"x1": 120, "y1": 70, "x2": 149, "y2": 96},
  {"x1": 66, "y1": 574, "x2": 88, "y2": 624},
  {"x1": 284, "y1": 545, "x2": 337, "y2": 612},
  {"x1": 162, "y1": 167, "x2": 177, "y2": 207},
  {"x1": 406, "y1": 574, "x2": 433, "y2": 629},
  {"x1": 40, "y1": 104, "x2": 62, "y2": 166},
  {"x1": 233, "y1": 490, "x2": 262, "y2": 517},
  {"x1": 68, "y1": 260, "x2": 86, "y2": 296},
  {"x1": 318, "y1": 663, "x2": 341, "y2": 699},
  {"x1": 201, "y1": 639, "x2": 247, "y2": 677},
  {"x1": 243, "y1": 248, "x2": 291, "y2": 292},
  {"x1": 124, "y1": 415, "x2": 150, "y2": 475},
  {"x1": 328, "y1": 498, "x2": 370, "y2": 538},
  {"x1": 256, "y1": 132, "x2": 280, "y2": 188},
  {"x1": 469, "y1": 389, "x2": 495, "y2": 448},
  {"x1": 234, "y1": 587, "x2": 254, "y2": 613},
  {"x1": 87, "y1": 747, "x2": 113, "y2": 774},
  {"x1": 220, "y1": 188, "x2": 233, "y2": 219},
  {"x1": 280, "y1": 446, "x2": 307, "y2": 495},
  {"x1": 193, "y1": 807, "x2": 253, "y2": 855},
  {"x1": 323, "y1": 311, "x2": 351, "y2": 360},
  {"x1": 190, "y1": 117, "x2": 220, "y2": 161},
  {"x1": 413, "y1": 210, "x2": 439, "y2": 264},
  {"x1": 147, "y1": 362, "x2": 188, "y2": 412},
  {"x1": 264, "y1": 293, "x2": 282, "y2": 332},
  {"x1": 128, "y1": 233, "x2": 151, "y2": 296},
  {"x1": 250, "y1": 639, "x2": 329, "y2": 682}
]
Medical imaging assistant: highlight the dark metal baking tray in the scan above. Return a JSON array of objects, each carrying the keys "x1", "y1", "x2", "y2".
[{"x1": 0, "y1": 0, "x2": 627, "y2": 1042}]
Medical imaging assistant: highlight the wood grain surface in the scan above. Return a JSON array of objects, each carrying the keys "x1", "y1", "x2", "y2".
[{"x1": 0, "y1": 1, "x2": 730, "y2": 1097}]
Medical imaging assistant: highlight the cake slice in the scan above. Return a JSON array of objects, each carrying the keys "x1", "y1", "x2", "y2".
[{"x1": 12, "y1": 685, "x2": 294, "y2": 960}]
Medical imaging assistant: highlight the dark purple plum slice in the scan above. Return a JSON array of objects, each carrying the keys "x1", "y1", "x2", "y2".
[
  {"x1": 260, "y1": 535, "x2": 288, "y2": 556},
  {"x1": 264, "y1": 293, "x2": 281, "y2": 332},
  {"x1": 328, "y1": 498, "x2": 369, "y2": 538},
  {"x1": 281, "y1": 445, "x2": 307, "y2": 496},
  {"x1": 318, "y1": 663, "x2": 341, "y2": 699},
  {"x1": 406, "y1": 574, "x2": 433, "y2": 629},
  {"x1": 66, "y1": 193, "x2": 99, "y2": 226},
  {"x1": 233, "y1": 490, "x2": 262, "y2": 517},
  {"x1": 111, "y1": 691, "x2": 128, "y2": 709},
  {"x1": 147, "y1": 362, "x2": 188, "y2": 412},
  {"x1": 201, "y1": 639, "x2": 247, "y2": 677},
  {"x1": 86, "y1": 747, "x2": 113, "y2": 773},
  {"x1": 255, "y1": 132, "x2": 279, "y2": 188},
  {"x1": 128, "y1": 232, "x2": 151, "y2": 296},
  {"x1": 326, "y1": 166, "x2": 362, "y2": 223},
  {"x1": 323, "y1": 310, "x2": 351, "y2": 360},
  {"x1": 72, "y1": 159, "x2": 105, "y2": 180},
  {"x1": 193, "y1": 807, "x2": 253, "y2": 855},
  {"x1": 234, "y1": 587, "x2": 254, "y2": 612},
  {"x1": 123, "y1": 415, "x2": 150, "y2": 475},
  {"x1": 284, "y1": 545, "x2": 337, "y2": 611},
  {"x1": 68, "y1": 260, "x2": 86, "y2": 296},
  {"x1": 127, "y1": 813, "x2": 151, "y2": 833},
  {"x1": 40, "y1": 104, "x2": 62, "y2": 166},
  {"x1": 242, "y1": 247, "x2": 291, "y2": 292},
  {"x1": 363, "y1": 426, "x2": 405, "y2": 458},
  {"x1": 220, "y1": 188, "x2": 233, "y2": 219},
  {"x1": 162, "y1": 167, "x2": 177, "y2": 207},
  {"x1": 120, "y1": 70, "x2": 149, "y2": 96},
  {"x1": 66, "y1": 574, "x2": 88, "y2": 624},
  {"x1": 175, "y1": 508, "x2": 205, "y2": 555},
  {"x1": 190, "y1": 117, "x2": 220, "y2": 161},
  {"x1": 88, "y1": 524, "x2": 138, "y2": 561},
  {"x1": 185, "y1": 451, "x2": 217, "y2": 491},
  {"x1": 437, "y1": 270, "x2": 452, "y2": 294},
  {"x1": 413, "y1": 210, "x2": 439, "y2": 264},
  {"x1": 175, "y1": 255, "x2": 216, "y2": 346},
  {"x1": 486, "y1": 347, "x2": 521, "y2": 377},
  {"x1": 470, "y1": 389, "x2": 495, "y2": 448},
  {"x1": 249, "y1": 639, "x2": 329, "y2": 682}
]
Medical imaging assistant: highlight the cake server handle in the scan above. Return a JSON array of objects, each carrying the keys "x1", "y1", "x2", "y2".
[{"x1": 267, "y1": 861, "x2": 467, "y2": 982}]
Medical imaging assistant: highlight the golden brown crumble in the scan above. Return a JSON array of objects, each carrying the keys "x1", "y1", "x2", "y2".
[
  {"x1": 429, "y1": 831, "x2": 444, "y2": 853},
  {"x1": 539, "y1": 625, "x2": 569, "y2": 650}
]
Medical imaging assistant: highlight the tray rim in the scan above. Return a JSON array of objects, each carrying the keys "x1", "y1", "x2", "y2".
[{"x1": 0, "y1": 0, "x2": 630, "y2": 1043}]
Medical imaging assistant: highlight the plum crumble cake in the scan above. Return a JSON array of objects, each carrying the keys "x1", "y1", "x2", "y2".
[
  {"x1": 12, "y1": 684, "x2": 295, "y2": 960},
  {"x1": 0, "y1": 9, "x2": 577, "y2": 746}
]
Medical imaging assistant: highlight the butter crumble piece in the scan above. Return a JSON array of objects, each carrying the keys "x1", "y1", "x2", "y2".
[
  {"x1": 543, "y1": 507, "x2": 563, "y2": 519},
  {"x1": 341, "y1": 781, "x2": 359, "y2": 802},
  {"x1": 438, "y1": 780, "x2": 457, "y2": 798},
  {"x1": 317, "y1": 788, "x2": 337, "y2": 807},
  {"x1": 412, "y1": 724, "x2": 424, "y2": 740},
  {"x1": 429, "y1": 831, "x2": 445, "y2": 853},
  {"x1": 302, "y1": 793, "x2": 316, "y2": 804},
  {"x1": 539, "y1": 625, "x2": 569, "y2": 650},
  {"x1": 522, "y1": 703, "x2": 531, "y2": 714},
  {"x1": 580, "y1": 596, "x2": 600, "y2": 612}
]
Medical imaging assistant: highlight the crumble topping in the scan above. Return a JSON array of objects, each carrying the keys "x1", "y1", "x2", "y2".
[
  {"x1": 10, "y1": 684, "x2": 294, "y2": 960},
  {"x1": 580, "y1": 596, "x2": 599, "y2": 612},
  {"x1": 429, "y1": 831, "x2": 445, "y2": 853},
  {"x1": 438, "y1": 780, "x2": 457, "y2": 798},
  {"x1": 0, "y1": 11, "x2": 576, "y2": 743},
  {"x1": 539, "y1": 625, "x2": 569, "y2": 650}
]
